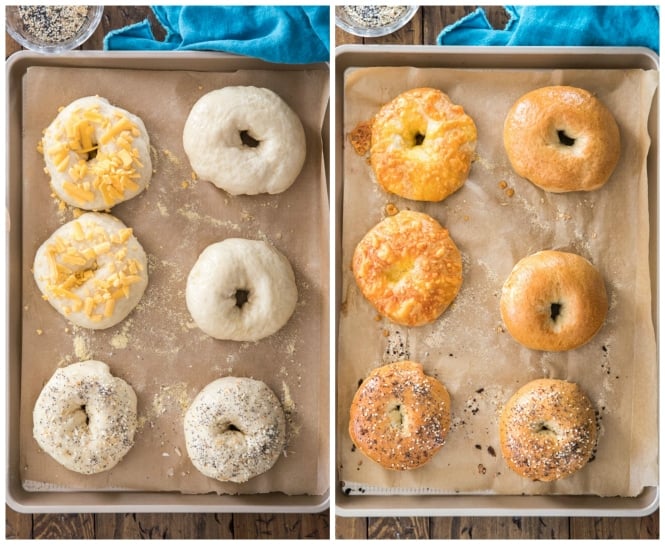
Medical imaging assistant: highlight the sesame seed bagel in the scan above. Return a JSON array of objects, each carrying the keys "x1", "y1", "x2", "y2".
[
  {"x1": 41, "y1": 96, "x2": 152, "y2": 210},
  {"x1": 500, "y1": 250, "x2": 608, "y2": 352},
  {"x1": 370, "y1": 87, "x2": 477, "y2": 202},
  {"x1": 499, "y1": 378, "x2": 597, "y2": 481},
  {"x1": 352, "y1": 210, "x2": 463, "y2": 327},
  {"x1": 503, "y1": 86, "x2": 620, "y2": 192},
  {"x1": 349, "y1": 361, "x2": 451, "y2": 471},
  {"x1": 183, "y1": 86, "x2": 306, "y2": 195},
  {"x1": 33, "y1": 360, "x2": 138, "y2": 475},
  {"x1": 184, "y1": 377, "x2": 286, "y2": 483},
  {"x1": 33, "y1": 212, "x2": 148, "y2": 330}
]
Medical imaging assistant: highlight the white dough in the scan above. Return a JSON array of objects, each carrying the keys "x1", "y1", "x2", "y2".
[
  {"x1": 33, "y1": 212, "x2": 148, "y2": 329},
  {"x1": 182, "y1": 86, "x2": 306, "y2": 195},
  {"x1": 186, "y1": 238, "x2": 298, "y2": 342},
  {"x1": 42, "y1": 96, "x2": 152, "y2": 210},
  {"x1": 184, "y1": 376, "x2": 286, "y2": 483},
  {"x1": 33, "y1": 360, "x2": 138, "y2": 475}
]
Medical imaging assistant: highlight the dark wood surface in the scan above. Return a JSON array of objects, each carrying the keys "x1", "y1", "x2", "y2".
[
  {"x1": 5, "y1": 6, "x2": 329, "y2": 540},
  {"x1": 335, "y1": 5, "x2": 659, "y2": 540}
]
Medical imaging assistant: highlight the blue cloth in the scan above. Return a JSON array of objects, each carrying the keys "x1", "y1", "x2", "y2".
[
  {"x1": 104, "y1": 6, "x2": 330, "y2": 64},
  {"x1": 438, "y1": 6, "x2": 659, "y2": 54}
]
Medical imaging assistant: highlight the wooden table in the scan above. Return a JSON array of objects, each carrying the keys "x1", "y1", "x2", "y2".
[
  {"x1": 334, "y1": 5, "x2": 659, "y2": 540},
  {"x1": 5, "y1": 6, "x2": 329, "y2": 540}
]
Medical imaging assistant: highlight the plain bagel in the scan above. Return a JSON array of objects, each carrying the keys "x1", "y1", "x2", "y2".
[
  {"x1": 182, "y1": 86, "x2": 306, "y2": 195},
  {"x1": 33, "y1": 360, "x2": 138, "y2": 475},
  {"x1": 503, "y1": 85, "x2": 620, "y2": 192},
  {"x1": 185, "y1": 238, "x2": 298, "y2": 342},
  {"x1": 500, "y1": 250, "x2": 608, "y2": 352},
  {"x1": 499, "y1": 378, "x2": 597, "y2": 481}
]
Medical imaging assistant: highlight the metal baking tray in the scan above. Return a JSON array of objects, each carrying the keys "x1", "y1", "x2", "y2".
[
  {"x1": 334, "y1": 45, "x2": 659, "y2": 517},
  {"x1": 6, "y1": 50, "x2": 330, "y2": 514}
]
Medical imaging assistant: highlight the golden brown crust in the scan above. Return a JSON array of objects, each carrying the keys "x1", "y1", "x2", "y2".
[
  {"x1": 349, "y1": 361, "x2": 451, "y2": 471},
  {"x1": 352, "y1": 210, "x2": 463, "y2": 327},
  {"x1": 503, "y1": 85, "x2": 620, "y2": 192},
  {"x1": 500, "y1": 250, "x2": 608, "y2": 351},
  {"x1": 499, "y1": 378, "x2": 597, "y2": 481},
  {"x1": 371, "y1": 87, "x2": 477, "y2": 202}
]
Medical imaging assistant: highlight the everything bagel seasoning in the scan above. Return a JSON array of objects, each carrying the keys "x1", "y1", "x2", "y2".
[
  {"x1": 340, "y1": 5, "x2": 410, "y2": 29},
  {"x1": 18, "y1": 5, "x2": 90, "y2": 44}
]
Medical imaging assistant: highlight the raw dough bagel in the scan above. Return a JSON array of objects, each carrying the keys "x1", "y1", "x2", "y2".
[
  {"x1": 186, "y1": 238, "x2": 298, "y2": 342},
  {"x1": 184, "y1": 376, "x2": 286, "y2": 483},
  {"x1": 499, "y1": 378, "x2": 597, "y2": 481},
  {"x1": 33, "y1": 360, "x2": 138, "y2": 475},
  {"x1": 352, "y1": 209, "x2": 463, "y2": 326},
  {"x1": 370, "y1": 87, "x2": 477, "y2": 202},
  {"x1": 503, "y1": 85, "x2": 620, "y2": 192},
  {"x1": 349, "y1": 361, "x2": 451, "y2": 470},
  {"x1": 182, "y1": 86, "x2": 306, "y2": 195},
  {"x1": 42, "y1": 96, "x2": 152, "y2": 210},
  {"x1": 500, "y1": 250, "x2": 608, "y2": 351},
  {"x1": 33, "y1": 212, "x2": 148, "y2": 330}
]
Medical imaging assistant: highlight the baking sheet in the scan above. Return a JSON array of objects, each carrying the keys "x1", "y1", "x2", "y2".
[
  {"x1": 17, "y1": 63, "x2": 329, "y2": 498},
  {"x1": 337, "y1": 65, "x2": 658, "y2": 499}
]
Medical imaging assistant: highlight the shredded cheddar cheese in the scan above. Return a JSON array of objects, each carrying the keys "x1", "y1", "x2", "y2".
[
  {"x1": 44, "y1": 102, "x2": 145, "y2": 207},
  {"x1": 40, "y1": 219, "x2": 143, "y2": 322}
]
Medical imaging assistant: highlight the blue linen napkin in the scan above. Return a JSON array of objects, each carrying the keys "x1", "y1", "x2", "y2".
[
  {"x1": 438, "y1": 5, "x2": 659, "y2": 54},
  {"x1": 104, "y1": 6, "x2": 330, "y2": 64}
]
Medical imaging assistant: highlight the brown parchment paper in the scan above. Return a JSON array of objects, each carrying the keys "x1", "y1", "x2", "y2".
[
  {"x1": 338, "y1": 66, "x2": 658, "y2": 497},
  {"x1": 19, "y1": 64, "x2": 329, "y2": 496}
]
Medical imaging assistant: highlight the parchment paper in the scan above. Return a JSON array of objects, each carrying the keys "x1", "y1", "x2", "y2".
[
  {"x1": 20, "y1": 65, "x2": 329, "y2": 496},
  {"x1": 338, "y1": 67, "x2": 658, "y2": 497}
]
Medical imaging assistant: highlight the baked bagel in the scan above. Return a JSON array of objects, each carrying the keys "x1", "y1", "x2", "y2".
[
  {"x1": 370, "y1": 87, "x2": 477, "y2": 201},
  {"x1": 349, "y1": 361, "x2": 451, "y2": 470},
  {"x1": 503, "y1": 85, "x2": 620, "y2": 192},
  {"x1": 352, "y1": 210, "x2": 462, "y2": 327},
  {"x1": 500, "y1": 250, "x2": 608, "y2": 351},
  {"x1": 499, "y1": 378, "x2": 597, "y2": 481}
]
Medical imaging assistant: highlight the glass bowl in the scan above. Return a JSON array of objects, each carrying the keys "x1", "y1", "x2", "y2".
[
  {"x1": 6, "y1": 5, "x2": 104, "y2": 54},
  {"x1": 335, "y1": 5, "x2": 419, "y2": 38}
]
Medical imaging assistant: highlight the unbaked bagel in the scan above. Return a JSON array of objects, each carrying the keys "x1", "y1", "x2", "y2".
[
  {"x1": 184, "y1": 376, "x2": 286, "y2": 483},
  {"x1": 33, "y1": 360, "x2": 138, "y2": 475},
  {"x1": 349, "y1": 361, "x2": 451, "y2": 470},
  {"x1": 503, "y1": 85, "x2": 620, "y2": 192},
  {"x1": 352, "y1": 209, "x2": 463, "y2": 326},
  {"x1": 500, "y1": 250, "x2": 608, "y2": 351},
  {"x1": 370, "y1": 87, "x2": 477, "y2": 202},
  {"x1": 33, "y1": 212, "x2": 148, "y2": 329},
  {"x1": 186, "y1": 238, "x2": 298, "y2": 342},
  {"x1": 41, "y1": 96, "x2": 152, "y2": 210},
  {"x1": 182, "y1": 86, "x2": 306, "y2": 195},
  {"x1": 499, "y1": 378, "x2": 597, "y2": 481}
]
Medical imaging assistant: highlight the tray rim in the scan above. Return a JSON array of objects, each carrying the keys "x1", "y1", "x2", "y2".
[
  {"x1": 334, "y1": 44, "x2": 659, "y2": 517},
  {"x1": 5, "y1": 50, "x2": 330, "y2": 514}
]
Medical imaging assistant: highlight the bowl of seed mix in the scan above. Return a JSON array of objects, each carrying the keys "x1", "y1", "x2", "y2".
[
  {"x1": 335, "y1": 5, "x2": 419, "y2": 38},
  {"x1": 6, "y1": 5, "x2": 104, "y2": 53}
]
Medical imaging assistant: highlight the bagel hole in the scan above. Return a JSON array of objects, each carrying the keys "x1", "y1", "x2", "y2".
[
  {"x1": 80, "y1": 405, "x2": 89, "y2": 426},
  {"x1": 234, "y1": 289, "x2": 250, "y2": 309},
  {"x1": 550, "y1": 302, "x2": 562, "y2": 322},
  {"x1": 414, "y1": 132, "x2": 425, "y2": 146},
  {"x1": 219, "y1": 422, "x2": 242, "y2": 434},
  {"x1": 535, "y1": 422, "x2": 554, "y2": 434},
  {"x1": 388, "y1": 404, "x2": 405, "y2": 428},
  {"x1": 239, "y1": 130, "x2": 260, "y2": 148},
  {"x1": 557, "y1": 130, "x2": 576, "y2": 147}
]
